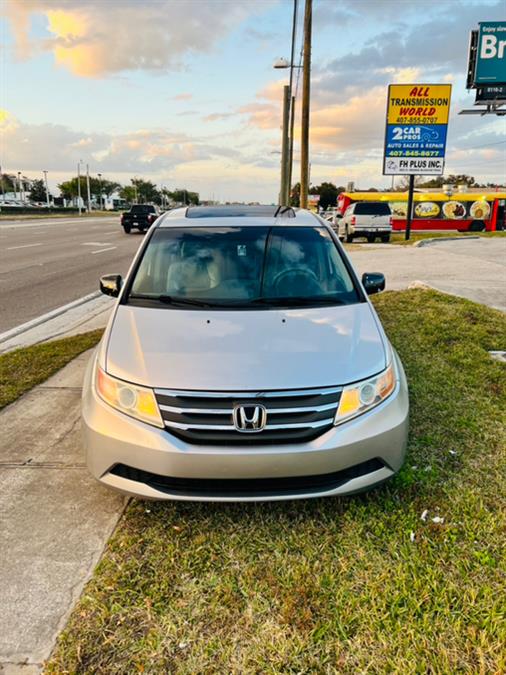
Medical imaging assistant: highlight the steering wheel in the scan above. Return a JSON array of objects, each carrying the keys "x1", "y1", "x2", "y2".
[{"x1": 272, "y1": 268, "x2": 320, "y2": 295}]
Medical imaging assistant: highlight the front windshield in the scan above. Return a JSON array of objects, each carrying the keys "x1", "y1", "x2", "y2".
[{"x1": 127, "y1": 226, "x2": 359, "y2": 308}]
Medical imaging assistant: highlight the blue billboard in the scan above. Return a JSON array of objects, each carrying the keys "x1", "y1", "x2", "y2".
[{"x1": 475, "y1": 22, "x2": 506, "y2": 85}]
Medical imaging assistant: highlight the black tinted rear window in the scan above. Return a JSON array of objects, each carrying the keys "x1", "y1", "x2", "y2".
[
  {"x1": 354, "y1": 202, "x2": 391, "y2": 215},
  {"x1": 131, "y1": 205, "x2": 155, "y2": 213}
]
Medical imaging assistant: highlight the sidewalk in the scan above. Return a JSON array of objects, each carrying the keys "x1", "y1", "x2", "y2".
[{"x1": 0, "y1": 351, "x2": 126, "y2": 673}]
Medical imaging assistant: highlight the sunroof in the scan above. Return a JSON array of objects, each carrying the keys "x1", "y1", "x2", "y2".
[{"x1": 186, "y1": 206, "x2": 295, "y2": 218}]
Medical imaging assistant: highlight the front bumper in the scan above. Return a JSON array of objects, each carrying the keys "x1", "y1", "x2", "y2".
[{"x1": 83, "y1": 352, "x2": 409, "y2": 502}]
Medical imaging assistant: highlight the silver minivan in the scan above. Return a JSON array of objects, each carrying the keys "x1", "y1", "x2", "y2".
[{"x1": 83, "y1": 206, "x2": 409, "y2": 501}]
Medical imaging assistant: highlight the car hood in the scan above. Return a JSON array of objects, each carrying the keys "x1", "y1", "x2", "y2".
[{"x1": 105, "y1": 303, "x2": 387, "y2": 390}]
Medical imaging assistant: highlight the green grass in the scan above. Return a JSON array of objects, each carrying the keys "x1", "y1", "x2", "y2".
[
  {"x1": 0, "y1": 211, "x2": 114, "y2": 221},
  {"x1": 46, "y1": 290, "x2": 506, "y2": 673},
  {"x1": 0, "y1": 330, "x2": 102, "y2": 409},
  {"x1": 391, "y1": 231, "x2": 506, "y2": 245}
]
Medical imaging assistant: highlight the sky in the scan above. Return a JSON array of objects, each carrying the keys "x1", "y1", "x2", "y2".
[{"x1": 0, "y1": 0, "x2": 505, "y2": 202}]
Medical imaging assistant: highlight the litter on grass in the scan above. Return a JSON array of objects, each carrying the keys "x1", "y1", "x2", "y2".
[
  {"x1": 432, "y1": 516, "x2": 445, "y2": 524},
  {"x1": 410, "y1": 532, "x2": 416, "y2": 542},
  {"x1": 421, "y1": 509, "x2": 429, "y2": 521}
]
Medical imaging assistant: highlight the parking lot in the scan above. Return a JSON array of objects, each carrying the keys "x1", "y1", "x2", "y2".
[{"x1": 349, "y1": 237, "x2": 506, "y2": 311}]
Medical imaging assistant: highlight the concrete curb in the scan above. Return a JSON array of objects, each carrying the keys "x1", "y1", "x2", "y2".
[
  {"x1": 0, "y1": 292, "x2": 101, "y2": 344},
  {"x1": 0, "y1": 294, "x2": 114, "y2": 355},
  {"x1": 414, "y1": 236, "x2": 481, "y2": 247}
]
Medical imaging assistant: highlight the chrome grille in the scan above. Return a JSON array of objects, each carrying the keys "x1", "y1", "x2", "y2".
[{"x1": 154, "y1": 386, "x2": 341, "y2": 444}]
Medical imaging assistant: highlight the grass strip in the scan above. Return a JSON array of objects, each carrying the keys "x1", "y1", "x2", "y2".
[
  {"x1": 46, "y1": 290, "x2": 506, "y2": 673},
  {"x1": 0, "y1": 330, "x2": 102, "y2": 409},
  {"x1": 391, "y1": 231, "x2": 506, "y2": 245}
]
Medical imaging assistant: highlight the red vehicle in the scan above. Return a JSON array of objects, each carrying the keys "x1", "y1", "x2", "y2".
[{"x1": 337, "y1": 191, "x2": 506, "y2": 232}]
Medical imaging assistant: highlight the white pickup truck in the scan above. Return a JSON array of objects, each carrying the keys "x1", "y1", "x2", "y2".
[{"x1": 336, "y1": 201, "x2": 393, "y2": 243}]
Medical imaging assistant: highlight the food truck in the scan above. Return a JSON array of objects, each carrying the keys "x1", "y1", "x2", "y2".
[{"x1": 337, "y1": 191, "x2": 506, "y2": 232}]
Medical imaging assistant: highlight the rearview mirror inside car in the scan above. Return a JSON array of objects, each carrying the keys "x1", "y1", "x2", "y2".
[
  {"x1": 100, "y1": 274, "x2": 123, "y2": 297},
  {"x1": 362, "y1": 272, "x2": 385, "y2": 295}
]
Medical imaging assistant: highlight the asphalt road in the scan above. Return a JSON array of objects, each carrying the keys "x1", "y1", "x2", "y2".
[{"x1": 0, "y1": 216, "x2": 142, "y2": 332}]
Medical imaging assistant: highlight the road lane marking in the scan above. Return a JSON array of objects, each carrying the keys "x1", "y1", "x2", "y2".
[
  {"x1": 91, "y1": 246, "x2": 117, "y2": 254},
  {"x1": 7, "y1": 243, "x2": 43, "y2": 250},
  {"x1": 81, "y1": 241, "x2": 112, "y2": 246}
]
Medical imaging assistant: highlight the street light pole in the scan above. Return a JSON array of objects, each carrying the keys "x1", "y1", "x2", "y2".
[
  {"x1": 300, "y1": 0, "x2": 312, "y2": 209},
  {"x1": 17, "y1": 171, "x2": 22, "y2": 202},
  {"x1": 287, "y1": 0, "x2": 298, "y2": 202},
  {"x1": 43, "y1": 170, "x2": 50, "y2": 208},
  {"x1": 77, "y1": 161, "x2": 82, "y2": 215},
  {"x1": 279, "y1": 85, "x2": 291, "y2": 205},
  {"x1": 86, "y1": 164, "x2": 91, "y2": 212}
]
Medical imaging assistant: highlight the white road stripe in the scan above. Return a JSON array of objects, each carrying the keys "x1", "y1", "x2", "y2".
[
  {"x1": 91, "y1": 246, "x2": 117, "y2": 254},
  {"x1": 81, "y1": 242, "x2": 112, "y2": 246},
  {"x1": 7, "y1": 243, "x2": 43, "y2": 250}
]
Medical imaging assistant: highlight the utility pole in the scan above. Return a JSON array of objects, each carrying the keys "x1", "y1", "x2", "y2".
[
  {"x1": 287, "y1": 0, "x2": 298, "y2": 202},
  {"x1": 17, "y1": 172, "x2": 22, "y2": 202},
  {"x1": 279, "y1": 85, "x2": 290, "y2": 205},
  {"x1": 0, "y1": 165, "x2": 4, "y2": 200},
  {"x1": 300, "y1": 0, "x2": 312, "y2": 209},
  {"x1": 43, "y1": 170, "x2": 50, "y2": 208},
  {"x1": 77, "y1": 162, "x2": 82, "y2": 215},
  {"x1": 86, "y1": 164, "x2": 91, "y2": 212},
  {"x1": 287, "y1": 95, "x2": 295, "y2": 204}
]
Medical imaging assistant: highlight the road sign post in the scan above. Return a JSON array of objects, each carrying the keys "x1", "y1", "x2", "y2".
[{"x1": 405, "y1": 175, "x2": 415, "y2": 241}]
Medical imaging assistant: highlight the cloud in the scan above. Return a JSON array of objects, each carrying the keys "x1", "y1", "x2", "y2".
[
  {"x1": 0, "y1": 112, "x2": 242, "y2": 174},
  {"x1": 4, "y1": 0, "x2": 261, "y2": 77},
  {"x1": 172, "y1": 93, "x2": 193, "y2": 101}
]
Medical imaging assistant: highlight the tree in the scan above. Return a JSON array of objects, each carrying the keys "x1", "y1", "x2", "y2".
[
  {"x1": 313, "y1": 182, "x2": 342, "y2": 210},
  {"x1": 99, "y1": 179, "x2": 121, "y2": 197},
  {"x1": 130, "y1": 178, "x2": 160, "y2": 203},
  {"x1": 1, "y1": 173, "x2": 16, "y2": 193},
  {"x1": 290, "y1": 182, "x2": 344, "y2": 210},
  {"x1": 57, "y1": 177, "x2": 88, "y2": 200},
  {"x1": 169, "y1": 189, "x2": 199, "y2": 205},
  {"x1": 395, "y1": 175, "x2": 425, "y2": 190},
  {"x1": 29, "y1": 179, "x2": 48, "y2": 202},
  {"x1": 290, "y1": 182, "x2": 301, "y2": 207},
  {"x1": 119, "y1": 185, "x2": 137, "y2": 203}
]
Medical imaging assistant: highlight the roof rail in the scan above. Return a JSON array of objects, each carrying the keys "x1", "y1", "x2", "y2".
[{"x1": 274, "y1": 205, "x2": 296, "y2": 218}]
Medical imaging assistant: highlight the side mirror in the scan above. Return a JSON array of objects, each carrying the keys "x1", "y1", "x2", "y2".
[
  {"x1": 335, "y1": 213, "x2": 343, "y2": 219},
  {"x1": 362, "y1": 272, "x2": 385, "y2": 295},
  {"x1": 100, "y1": 274, "x2": 123, "y2": 297}
]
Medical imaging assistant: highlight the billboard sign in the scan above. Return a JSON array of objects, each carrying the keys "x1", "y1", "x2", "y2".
[
  {"x1": 383, "y1": 84, "x2": 452, "y2": 175},
  {"x1": 475, "y1": 22, "x2": 506, "y2": 85},
  {"x1": 475, "y1": 84, "x2": 506, "y2": 103}
]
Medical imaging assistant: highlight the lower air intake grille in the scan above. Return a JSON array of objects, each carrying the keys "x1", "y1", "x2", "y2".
[
  {"x1": 110, "y1": 459, "x2": 385, "y2": 498},
  {"x1": 154, "y1": 386, "x2": 342, "y2": 445}
]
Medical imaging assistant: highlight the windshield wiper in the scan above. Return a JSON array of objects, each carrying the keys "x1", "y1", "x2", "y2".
[{"x1": 129, "y1": 294, "x2": 217, "y2": 308}]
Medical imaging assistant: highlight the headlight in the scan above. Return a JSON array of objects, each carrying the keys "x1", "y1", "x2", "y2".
[
  {"x1": 95, "y1": 366, "x2": 163, "y2": 428},
  {"x1": 334, "y1": 361, "x2": 396, "y2": 425}
]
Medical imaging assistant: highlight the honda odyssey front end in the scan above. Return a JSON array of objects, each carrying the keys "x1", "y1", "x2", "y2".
[{"x1": 83, "y1": 206, "x2": 409, "y2": 501}]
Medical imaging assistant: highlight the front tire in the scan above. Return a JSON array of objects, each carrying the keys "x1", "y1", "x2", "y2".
[
  {"x1": 469, "y1": 220, "x2": 485, "y2": 232},
  {"x1": 381, "y1": 234, "x2": 391, "y2": 243},
  {"x1": 367, "y1": 234, "x2": 375, "y2": 243},
  {"x1": 345, "y1": 226, "x2": 353, "y2": 243}
]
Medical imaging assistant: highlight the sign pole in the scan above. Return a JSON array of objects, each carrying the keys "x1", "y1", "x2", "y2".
[{"x1": 405, "y1": 175, "x2": 415, "y2": 241}]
